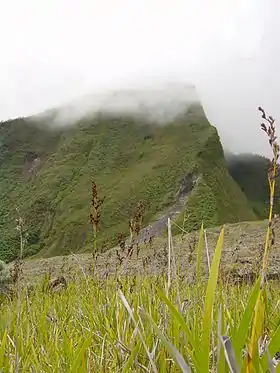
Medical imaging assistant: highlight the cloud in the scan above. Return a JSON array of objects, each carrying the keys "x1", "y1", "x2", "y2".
[
  {"x1": 35, "y1": 81, "x2": 199, "y2": 126},
  {"x1": 0, "y1": 0, "x2": 279, "y2": 156}
]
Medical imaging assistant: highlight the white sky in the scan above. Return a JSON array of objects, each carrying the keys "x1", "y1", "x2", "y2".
[{"x1": 0, "y1": 0, "x2": 279, "y2": 155}]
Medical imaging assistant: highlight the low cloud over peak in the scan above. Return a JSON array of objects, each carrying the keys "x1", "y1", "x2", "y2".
[
  {"x1": 38, "y1": 81, "x2": 198, "y2": 126},
  {"x1": 1, "y1": 0, "x2": 279, "y2": 157}
]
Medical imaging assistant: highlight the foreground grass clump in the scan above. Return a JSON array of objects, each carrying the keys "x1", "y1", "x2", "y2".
[{"x1": 0, "y1": 275, "x2": 279, "y2": 372}]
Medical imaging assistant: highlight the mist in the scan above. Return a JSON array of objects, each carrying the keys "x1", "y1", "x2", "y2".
[
  {"x1": 36, "y1": 81, "x2": 200, "y2": 126},
  {"x1": 1, "y1": 0, "x2": 280, "y2": 157}
]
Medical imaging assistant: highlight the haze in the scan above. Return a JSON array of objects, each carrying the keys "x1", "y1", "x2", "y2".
[{"x1": 0, "y1": 0, "x2": 279, "y2": 156}]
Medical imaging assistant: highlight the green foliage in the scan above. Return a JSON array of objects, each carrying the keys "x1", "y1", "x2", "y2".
[
  {"x1": 184, "y1": 178, "x2": 219, "y2": 230},
  {"x1": 0, "y1": 234, "x2": 20, "y2": 263},
  {"x1": 201, "y1": 227, "x2": 224, "y2": 371},
  {"x1": 0, "y1": 260, "x2": 10, "y2": 285},
  {"x1": 173, "y1": 135, "x2": 257, "y2": 234},
  {"x1": 0, "y1": 109, "x2": 256, "y2": 261},
  {"x1": 227, "y1": 153, "x2": 280, "y2": 218},
  {"x1": 0, "y1": 265, "x2": 279, "y2": 371},
  {"x1": 0, "y1": 221, "x2": 279, "y2": 371}
]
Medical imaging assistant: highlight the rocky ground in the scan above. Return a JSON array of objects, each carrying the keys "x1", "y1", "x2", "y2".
[{"x1": 8, "y1": 218, "x2": 280, "y2": 286}]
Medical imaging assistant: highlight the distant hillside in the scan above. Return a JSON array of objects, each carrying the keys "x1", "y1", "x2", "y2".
[
  {"x1": 0, "y1": 92, "x2": 257, "y2": 262},
  {"x1": 227, "y1": 153, "x2": 280, "y2": 218}
]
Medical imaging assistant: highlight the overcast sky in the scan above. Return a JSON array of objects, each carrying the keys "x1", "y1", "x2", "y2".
[{"x1": 0, "y1": 0, "x2": 279, "y2": 156}]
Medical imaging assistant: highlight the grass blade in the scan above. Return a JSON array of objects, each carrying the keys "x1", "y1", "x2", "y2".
[
  {"x1": 260, "y1": 322, "x2": 280, "y2": 371},
  {"x1": 232, "y1": 277, "x2": 261, "y2": 366},
  {"x1": 267, "y1": 322, "x2": 280, "y2": 359},
  {"x1": 0, "y1": 329, "x2": 7, "y2": 368},
  {"x1": 155, "y1": 285, "x2": 201, "y2": 369},
  {"x1": 267, "y1": 350, "x2": 276, "y2": 373},
  {"x1": 196, "y1": 222, "x2": 204, "y2": 281},
  {"x1": 221, "y1": 336, "x2": 240, "y2": 373},
  {"x1": 122, "y1": 339, "x2": 141, "y2": 373},
  {"x1": 118, "y1": 289, "x2": 158, "y2": 373},
  {"x1": 142, "y1": 310, "x2": 191, "y2": 373},
  {"x1": 246, "y1": 288, "x2": 265, "y2": 372},
  {"x1": 70, "y1": 336, "x2": 92, "y2": 373},
  {"x1": 156, "y1": 286, "x2": 196, "y2": 349},
  {"x1": 217, "y1": 305, "x2": 226, "y2": 372},
  {"x1": 201, "y1": 226, "x2": 224, "y2": 372}
]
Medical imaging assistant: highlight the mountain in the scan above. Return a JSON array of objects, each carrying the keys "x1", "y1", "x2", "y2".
[{"x1": 0, "y1": 86, "x2": 258, "y2": 262}]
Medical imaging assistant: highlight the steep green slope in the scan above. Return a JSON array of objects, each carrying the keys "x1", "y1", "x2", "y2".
[
  {"x1": 0, "y1": 106, "x2": 256, "y2": 262},
  {"x1": 174, "y1": 133, "x2": 258, "y2": 232}
]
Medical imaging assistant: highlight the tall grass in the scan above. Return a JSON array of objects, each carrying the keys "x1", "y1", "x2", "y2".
[
  {"x1": 0, "y1": 275, "x2": 279, "y2": 372},
  {"x1": 0, "y1": 107, "x2": 279, "y2": 372}
]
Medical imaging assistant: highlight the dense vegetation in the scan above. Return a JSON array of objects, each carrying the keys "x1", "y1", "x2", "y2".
[
  {"x1": 0, "y1": 104, "x2": 257, "y2": 262},
  {"x1": 227, "y1": 153, "x2": 280, "y2": 218}
]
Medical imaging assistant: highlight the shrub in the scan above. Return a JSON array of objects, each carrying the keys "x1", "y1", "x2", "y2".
[{"x1": 0, "y1": 260, "x2": 11, "y2": 285}]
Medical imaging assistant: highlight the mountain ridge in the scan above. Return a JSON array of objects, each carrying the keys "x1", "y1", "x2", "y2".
[{"x1": 0, "y1": 88, "x2": 269, "y2": 262}]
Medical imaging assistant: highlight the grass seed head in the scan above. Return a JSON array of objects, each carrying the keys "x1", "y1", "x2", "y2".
[{"x1": 90, "y1": 180, "x2": 105, "y2": 231}]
